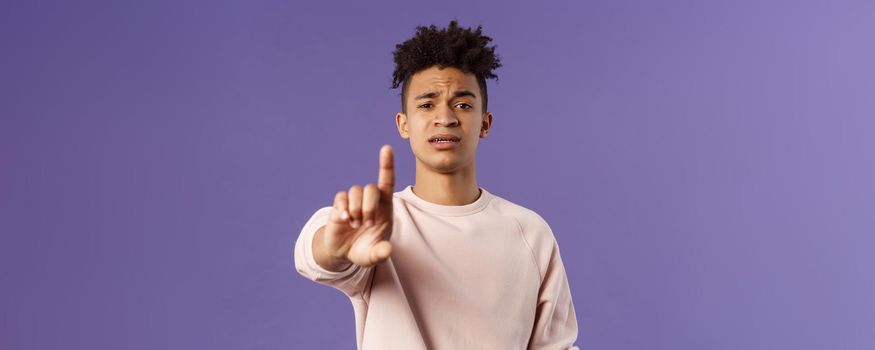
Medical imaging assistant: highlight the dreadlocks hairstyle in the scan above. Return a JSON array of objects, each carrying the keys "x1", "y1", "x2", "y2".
[{"x1": 391, "y1": 20, "x2": 502, "y2": 113}]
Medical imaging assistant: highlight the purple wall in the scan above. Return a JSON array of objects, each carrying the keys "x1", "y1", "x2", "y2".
[{"x1": 2, "y1": 0, "x2": 874, "y2": 349}]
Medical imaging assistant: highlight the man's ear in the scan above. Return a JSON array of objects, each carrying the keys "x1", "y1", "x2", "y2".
[
  {"x1": 396, "y1": 112, "x2": 410, "y2": 139},
  {"x1": 479, "y1": 112, "x2": 493, "y2": 138}
]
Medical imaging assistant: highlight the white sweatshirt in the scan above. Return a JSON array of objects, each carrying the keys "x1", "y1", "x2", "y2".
[{"x1": 295, "y1": 185, "x2": 579, "y2": 349}]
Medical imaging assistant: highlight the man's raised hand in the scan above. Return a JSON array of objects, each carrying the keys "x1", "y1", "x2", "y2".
[{"x1": 314, "y1": 145, "x2": 395, "y2": 271}]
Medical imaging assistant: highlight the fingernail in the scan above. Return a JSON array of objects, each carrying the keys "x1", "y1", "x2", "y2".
[
  {"x1": 364, "y1": 220, "x2": 374, "y2": 227},
  {"x1": 340, "y1": 211, "x2": 349, "y2": 220},
  {"x1": 351, "y1": 220, "x2": 360, "y2": 229}
]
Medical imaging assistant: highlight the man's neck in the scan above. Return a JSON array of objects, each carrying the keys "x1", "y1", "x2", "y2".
[{"x1": 412, "y1": 163, "x2": 481, "y2": 206}]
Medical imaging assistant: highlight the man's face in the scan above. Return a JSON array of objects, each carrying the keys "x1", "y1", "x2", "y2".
[{"x1": 396, "y1": 66, "x2": 493, "y2": 175}]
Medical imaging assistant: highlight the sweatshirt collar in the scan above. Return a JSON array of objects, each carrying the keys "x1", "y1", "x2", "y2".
[{"x1": 396, "y1": 185, "x2": 492, "y2": 216}]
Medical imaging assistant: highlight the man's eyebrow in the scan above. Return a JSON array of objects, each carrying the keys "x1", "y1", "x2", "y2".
[
  {"x1": 453, "y1": 90, "x2": 477, "y2": 99},
  {"x1": 414, "y1": 90, "x2": 478, "y2": 100}
]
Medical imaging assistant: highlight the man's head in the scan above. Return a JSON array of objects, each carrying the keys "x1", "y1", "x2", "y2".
[
  {"x1": 391, "y1": 20, "x2": 502, "y2": 175},
  {"x1": 391, "y1": 20, "x2": 502, "y2": 113}
]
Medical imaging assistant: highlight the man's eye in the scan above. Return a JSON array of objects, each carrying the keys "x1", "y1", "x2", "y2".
[
  {"x1": 456, "y1": 103, "x2": 472, "y2": 110},
  {"x1": 419, "y1": 103, "x2": 433, "y2": 109}
]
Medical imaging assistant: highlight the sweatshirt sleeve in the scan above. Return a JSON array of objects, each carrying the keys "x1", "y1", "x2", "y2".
[
  {"x1": 294, "y1": 206, "x2": 375, "y2": 299},
  {"x1": 523, "y1": 214, "x2": 580, "y2": 350}
]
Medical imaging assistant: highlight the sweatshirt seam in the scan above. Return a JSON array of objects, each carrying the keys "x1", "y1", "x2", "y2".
[{"x1": 512, "y1": 214, "x2": 544, "y2": 284}]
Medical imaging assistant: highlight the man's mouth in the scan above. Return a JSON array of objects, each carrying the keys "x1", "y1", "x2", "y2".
[{"x1": 428, "y1": 134, "x2": 461, "y2": 143}]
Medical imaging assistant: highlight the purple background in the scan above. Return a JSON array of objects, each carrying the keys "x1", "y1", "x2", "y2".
[{"x1": 2, "y1": 0, "x2": 874, "y2": 349}]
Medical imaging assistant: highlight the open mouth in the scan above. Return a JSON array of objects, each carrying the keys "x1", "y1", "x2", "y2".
[
  {"x1": 428, "y1": 134, "x2": 461, "y2": 149},
  {"x1": 428, "y1": 135, "x2": 461, "y2": 144}
]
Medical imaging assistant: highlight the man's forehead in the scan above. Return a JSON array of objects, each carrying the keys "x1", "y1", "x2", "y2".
[{"x1": 408, "y1": 67, "x2": 480, "y2": 95}]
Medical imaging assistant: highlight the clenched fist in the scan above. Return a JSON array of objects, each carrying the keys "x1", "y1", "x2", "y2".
[{"x1": 313, "y1": 145, "x2": 395, "y2": 271}]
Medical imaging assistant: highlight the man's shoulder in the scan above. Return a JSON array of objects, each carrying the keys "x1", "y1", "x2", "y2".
[
  {"x1": 487, "y1": 191, "x2": 553, "y2": 234},
  {"x1": 488, "y1": 191, "x2": 560, "y2": 280}
]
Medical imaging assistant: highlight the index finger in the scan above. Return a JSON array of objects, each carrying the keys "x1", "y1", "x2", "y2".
[{"x1": 377, "y1": 144, "x2": 394, "y2": 195}]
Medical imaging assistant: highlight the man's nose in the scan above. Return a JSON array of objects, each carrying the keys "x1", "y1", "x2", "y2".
[{"x1": 433, "y1": 105, "x2": 459, "y2": 127}]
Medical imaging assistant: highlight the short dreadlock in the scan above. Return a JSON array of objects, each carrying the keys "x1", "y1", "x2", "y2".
[{"x1": 391, "y1": 20, "x2": 502, "y2": 113}]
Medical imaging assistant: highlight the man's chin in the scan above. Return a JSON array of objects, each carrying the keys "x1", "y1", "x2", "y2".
[
  {"x1": 419, "y1": 159, "x2": 466, "y2": 174},
  {"x1": 430, "y1": 165, "x2": 463, "y2": 174}
]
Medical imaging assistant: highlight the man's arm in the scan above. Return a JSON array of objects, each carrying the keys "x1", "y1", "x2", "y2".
[
  {"x1": 519, "y1": 212, "x2": 579, "y2": 349},
  {"x1": 527, "y1": 238, "x2": 579, "y2": 349}
]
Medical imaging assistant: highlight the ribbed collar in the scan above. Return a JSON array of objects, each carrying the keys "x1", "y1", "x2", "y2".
[{"x1": 396, "y1": 185, "x2": 492, "y2": 217}]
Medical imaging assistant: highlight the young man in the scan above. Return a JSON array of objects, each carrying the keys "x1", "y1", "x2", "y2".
[{"x1": 294, "y1": 21, "x2": 579, "y2": 349}]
